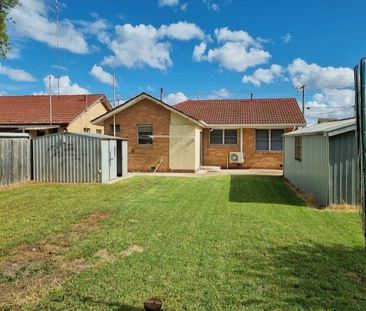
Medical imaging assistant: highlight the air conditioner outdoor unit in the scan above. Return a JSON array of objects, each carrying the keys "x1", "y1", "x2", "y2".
[{"x1": 229, "y1": 152, "x2": 244, "y2": 164}]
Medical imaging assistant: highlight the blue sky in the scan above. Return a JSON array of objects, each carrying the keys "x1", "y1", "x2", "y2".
[{"x1": 1, "y1": 0, "x2": 365, "y2": 122}]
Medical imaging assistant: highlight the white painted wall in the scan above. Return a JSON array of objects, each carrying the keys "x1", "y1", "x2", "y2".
[{"x1": 169, "y1": 112, "x2": 201, "y2": 171}]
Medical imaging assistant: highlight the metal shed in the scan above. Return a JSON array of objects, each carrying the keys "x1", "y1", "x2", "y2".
[
  {"x1": 32, "y1": 132, "x2": 127, "y2": 183},
  {"x1": 0, "y1": 133, "x2": 31, "y2": 187},
  {"x1": 283, "y1": 119, "x2": 357, "y2": 206}
]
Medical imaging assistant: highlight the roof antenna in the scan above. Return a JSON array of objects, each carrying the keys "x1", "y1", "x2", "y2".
[
  {"x1": 49, "y1": 75, "x2": 53, "y2": 125},
  {"x1": 160, "y1": 88, "x2": 163, "y2": 101},
  {"x1": 250, "y1": 93, "x2": 253, "y2": 100},
  {"x1": 196, "y1": 91, "x2": 199, "y2": 100},
  {"x1": 55, "y1": 0, "x2": 60, "y2": 96}
]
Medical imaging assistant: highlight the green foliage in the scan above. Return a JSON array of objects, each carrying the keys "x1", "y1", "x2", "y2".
[
  {"x1": 0, "y1": 176, "x2": 365, "y2": 310},
  {"x1": 0, "y1": 0, "x2": 19, "y2": 58}
]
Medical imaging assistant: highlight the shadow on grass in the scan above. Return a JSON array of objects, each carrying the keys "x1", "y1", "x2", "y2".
[
  {"x1": 234, "y1": 242, "x2": 366, "y2": 309},
  {"x1": 229, "y1": 175, "x2": 306, "y2": 205},
  {"x1": 78, "y1": 295, "x2": 144, "y2": 311}
]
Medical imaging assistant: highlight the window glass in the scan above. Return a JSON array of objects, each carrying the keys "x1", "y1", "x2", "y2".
[
  {"x1": 138, "y1": 125, "x2": 153, "y2": 144},
  {"x1": 295, "y1": 136, "x2": 302, "y2": 161},
  {"x1": 210, "y1": 129, "x2": 223, "y2": 144},
  {"x1": 83, "y1": 128, "x2": 90, "y2": 133},
  {"x1": 271, "y1": 129, "x2": 284, "y2": 150},
  {"x1": 96, "y1": 129, "x2": 102, "y2": 134},
  {"x1": 256, "y1": 130, "x2": 269, "y2": 150},
  {"x1": 109, "y1": 124, "x2": 120, "y2": 133},
  {"x1": 224, "y1": 129, "x2": 237, "y2": 144}
]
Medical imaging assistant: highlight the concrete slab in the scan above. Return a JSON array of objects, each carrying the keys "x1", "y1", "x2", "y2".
[{"x1": 125, "y1": 169, "x2": 283, "y2": 179}]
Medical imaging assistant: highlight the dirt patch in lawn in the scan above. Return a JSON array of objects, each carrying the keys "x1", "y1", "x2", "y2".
[
  {"x1": 94, "y1": 245, "x2": 144, "y2": 263},
  {"x1": 0, "y1": 211, "x2": 110, "y2": 308},
  {"x1": 325, "y1": 204, "x2": 358, "y2": 212}
]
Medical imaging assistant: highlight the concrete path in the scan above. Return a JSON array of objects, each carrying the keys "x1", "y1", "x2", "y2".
[{"x1": 107, "y1": 169, "x2": 283, "y2": 183}]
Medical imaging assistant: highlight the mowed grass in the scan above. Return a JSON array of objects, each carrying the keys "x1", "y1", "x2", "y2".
[{"x1": 0, "y1": 175, "x2": 365, "y2": 310}]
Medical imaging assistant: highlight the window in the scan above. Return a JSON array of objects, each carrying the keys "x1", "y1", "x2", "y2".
[
  {"x1": 210, "y1": 129, "x2": 238, "y2": 145},
  {"x1": 83, "y1": 128, "x2": 90, "y2": 133},
  {"x1": 224, "y1": 129, "x2": 238, "y2": 144},
  {"x1": 256, "y1": 129, "x2": 284, "y2": 151},
  {"x1": 109, "y1": 124, "x2": 120, "y2": 134},
  {"x1": 256, "y1": 130, "x2": 269, "y2": 150},
  {"x1": 210, "y1": 129, "x2": 223, "y2": 144},
  {"x1": 49, "y1": 128, "x2": 58, "y2": 134},
  {"x1": 271, "y1": 130, "x2": 284, "y2": 150},
  {"x1": 295, "y1": 136, "x2": 302, "y2": 161},
  {"x1": 96, "y1": 129, "x2": 102, "y2": 134},
  {"x1": 138, "y1": 125, "x2": 153, "y2": 145}
]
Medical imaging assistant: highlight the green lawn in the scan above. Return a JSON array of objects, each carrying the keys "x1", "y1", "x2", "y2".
[{"x1": 0, "y1": 176, "x2": 365, "y2": 310}]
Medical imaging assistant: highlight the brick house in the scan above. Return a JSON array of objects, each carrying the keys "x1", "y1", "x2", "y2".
[
  {"x1": 92, "y1": 92, "x2": 306, "y2": 172},
  {"x1": 0, "y1": 94, "x2": 112, "y2": 137}
]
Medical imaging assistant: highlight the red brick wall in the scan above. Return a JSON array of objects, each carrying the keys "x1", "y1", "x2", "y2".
[
  {"x1": 203, "y1": 128, "x2": 292, "y2": 169},
  {"x1": 104, "y1": 99, "x2": 170, "y2": 172}
]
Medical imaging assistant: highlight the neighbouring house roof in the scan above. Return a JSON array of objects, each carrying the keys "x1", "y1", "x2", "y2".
[
  {"x1": 284, "y1": 118, "x2": 355, "y2": 137},
  {"x1": 92, "y1": 92, "x2": 205, "y2": 127},
  {"x1": 0, "y1": 94, "x2": 111, "y2": 125},
  {"x1": 174, "y1": 98, "x2": 306, "y2": 126}
]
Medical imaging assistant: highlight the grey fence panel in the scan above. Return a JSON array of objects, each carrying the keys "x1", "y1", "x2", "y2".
[
  {"x1": 0, "y1": 136, "x2": 30, "y2": 187},
  {"x1": 32, "y1": 133, "x2": 102, "y2": 183},
  {"x1": 329, "y1": 131, "x2": 358, "y2": 205}
]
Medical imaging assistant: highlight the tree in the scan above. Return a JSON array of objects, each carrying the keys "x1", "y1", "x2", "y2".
[{"x1": 0, "y1": 0, "x2": 19, "y2": 58}]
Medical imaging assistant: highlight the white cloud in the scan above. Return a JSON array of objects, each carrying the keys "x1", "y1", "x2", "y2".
[
  {"x1": 164, "y1": 91, "x2": 188, "y2": 105},
  {"x1": 38, "y1": 75, "x2": 89, "y2": 95},
  {"x1": 203, "y1": 0, "x2": 232, "y2": 11},
  {"x1": 305, "y1": 89, "x2": 354, "y2": 124},
  {"x1": 281, "y1": 33, "x2": 292, "y2": 43},
  {"x1": 77, "y1": 17, "x2": 111, "y2": 44},
  {"x1": 89, "y1": 65, "x2": 114, "y2": 86},
  {"x1": 159, "y1": 0, "x2": 179, "y2": 7},
  {"x1": 215, "y1": 27, "x2": 258, "y2": 46},
  {"x1": 0, "y1": 64, "x2": 36, "y2": 82},
  {"x1": 208, "y1": 88, "x2": 231, "y2": 99},
  {"x1": 193, "y1": 27, "x2": 270, "y2": 72},
  {"x1": 242, "y1": 64, "x2": 284, "y2": 86},
  {"x1": 288, "y1": 58, "x2": 353, "y2": 89},
  {"x1": 159, "y1": 22, "x2": 205, "y2": 41},
  {"x1": 9, "y1": 0, "x2": 89, "y2": 54},
  {"x1": 102, "y1": 22, "x2": 204, "y2": 70}
]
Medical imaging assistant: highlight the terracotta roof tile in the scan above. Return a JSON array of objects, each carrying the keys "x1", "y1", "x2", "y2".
[
  {"x1": 0, "y1": 94, "x2": 106, "y2": 125},
  {"x1": 174, "y1": 98, "x2": 306, "y2": 125}
]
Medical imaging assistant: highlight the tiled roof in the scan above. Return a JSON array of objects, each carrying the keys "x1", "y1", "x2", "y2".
[
  {"x1": 0, "y1": 94, "x2": 106, "y2": 125},
  {"x1": 174, "y1": 98, "x2": 306, "y2": 125}
]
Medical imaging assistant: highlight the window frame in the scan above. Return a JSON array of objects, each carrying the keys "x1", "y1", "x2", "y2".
[
  {"x1": 255, "y1": 129, "x2": 285, "y2": 152},
  {"x1": 209, "y1": 129, "x2": 238, "y2": 145},
  {"x1": 109, "y1": 124, "x2": 120, "y2": 134},
  {"x1": 295, "y1": 136, "x2": 302, "y2": 161},
  {"x1": 137, "y1": 124, "x2": 153, "y2": 145}
]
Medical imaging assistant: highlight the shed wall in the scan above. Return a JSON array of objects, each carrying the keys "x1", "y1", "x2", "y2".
[
  {"x1": 329, "y1": 131, "x2": 358, "y2": 204},
  {"x1": 0, "y1": 137, "x2": 30, "y2": 186},
  {"x1": 32, "y1": 133, "x2": 102, "y2": 183},
  {"x1": 284, "y1": 135, "x2": 329, "y2": 205}
]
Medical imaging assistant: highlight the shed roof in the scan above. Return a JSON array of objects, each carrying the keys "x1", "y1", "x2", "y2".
[
  {"x1": 0, "y1": 132, "x2": 30, "y2": 138},
  {"x1": 32, "y1": 132, "x2": 127, "y2": 141},
  {"x1": 284, "y1": 118, "x2": 355, "y2": 137}
]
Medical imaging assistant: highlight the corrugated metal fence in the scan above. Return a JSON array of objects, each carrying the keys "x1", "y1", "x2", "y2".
[
  {"x1": 0, "y1": 134, "x2": 31, "y2": 187},
  {"x1": 32, "y1": 133, "x2": 102, "y2": 183},
  {"x1": 329, "y1": 131, "x2": 358, "y2": 205}
]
